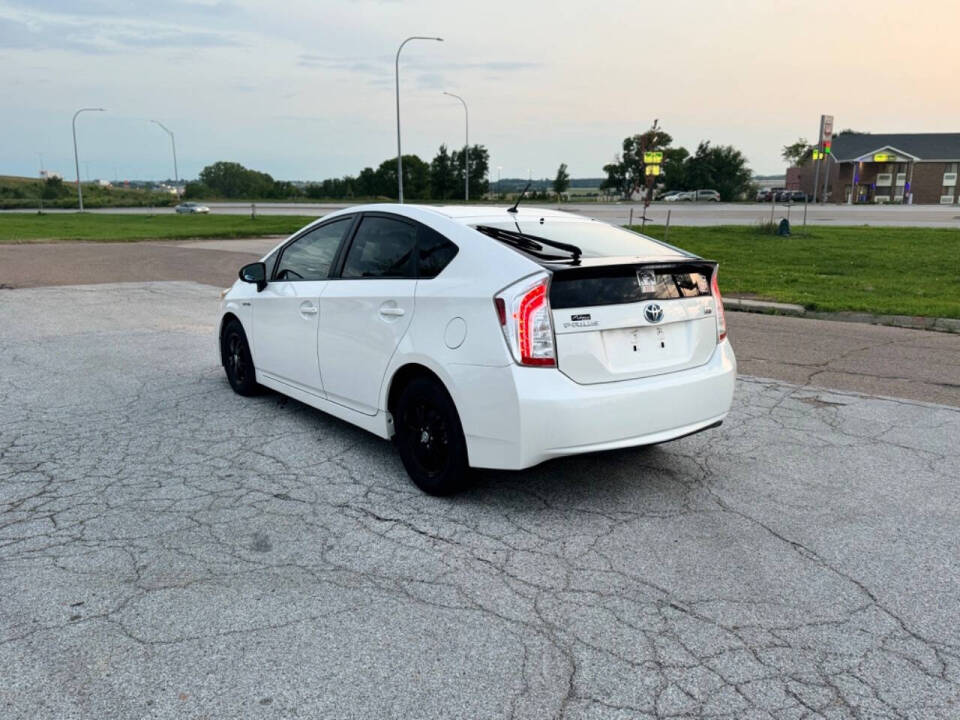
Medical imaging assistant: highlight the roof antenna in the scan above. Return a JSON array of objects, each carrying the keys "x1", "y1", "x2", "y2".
[{"x1": 507, "y1": 181, "x2": 531, "y2": 213}]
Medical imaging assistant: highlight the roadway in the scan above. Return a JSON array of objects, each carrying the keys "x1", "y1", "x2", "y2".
[{"x1": 9, "y1": 201, "x2": 960, "y2": 227}]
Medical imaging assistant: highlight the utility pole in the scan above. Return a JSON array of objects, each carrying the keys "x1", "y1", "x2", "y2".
[
  {"x1": 72, "y1": 107, "x2": 105, "y2": 212},
  {"x1": 442, "y1": 92, "x2": 469, "y2": 202},
  {"x1": 150, "y1": 120, "x2": 179, "y2": 188},
  {"x1": 395, "y1": 35, "x2": 443, "y2": 203}
]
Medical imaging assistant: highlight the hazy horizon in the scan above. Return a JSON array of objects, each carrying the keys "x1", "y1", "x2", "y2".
[{"x1": 4, "y1": 0, "x2": 959, "y2": 183}]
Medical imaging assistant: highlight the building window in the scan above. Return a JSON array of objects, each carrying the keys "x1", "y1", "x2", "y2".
[
  {"x1": 943, "y1": 186, "x2": 956, "y2": 197},
  {"x1": 946, "y1": 163, "x2": 958, "y2": 174}
]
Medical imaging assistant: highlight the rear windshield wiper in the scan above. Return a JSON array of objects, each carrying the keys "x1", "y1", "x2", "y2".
[{"x1": 475, "y1": 225, "x2": 582, "y2": 262}]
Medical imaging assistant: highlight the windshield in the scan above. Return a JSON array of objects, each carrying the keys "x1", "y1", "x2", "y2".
[{"x1": 475, "y1": 220, "x2": 683, "y2": 259}]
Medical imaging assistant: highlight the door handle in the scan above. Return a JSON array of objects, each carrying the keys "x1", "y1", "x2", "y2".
[
  {"x1": 299, "y1": 303, "x2": 318, "y2": 316},
  {"x1": 379, "y1": 307, "x2": 405, "y2": 317}
]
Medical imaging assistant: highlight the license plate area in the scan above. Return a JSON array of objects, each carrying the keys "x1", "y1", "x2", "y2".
[{"x1": 602, "y1": 323, "x2": 692, "y2": 372}]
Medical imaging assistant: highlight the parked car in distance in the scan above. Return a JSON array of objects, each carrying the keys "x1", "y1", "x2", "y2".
[
  {"x1": 694, "y1": 189, "x2": 721, "y2": 202},
  {"x1": 219, "y1": 205, "x2": 736, "y2": 495},
  {"x1": 658, "y1": 190, "x2": 683, "y2": 201},
  {"x1": 175, "y1": 202, "x2": 210, "y2": 214},
  {"x1": 664, "y1": 190, "x2": 695, "y2": 202},
  {"x1": 785, "y1": 190, "x2": 808, "y2": 203},
  {"x1": 756, "y1": 188, "x2": 774, "y2": 202}
]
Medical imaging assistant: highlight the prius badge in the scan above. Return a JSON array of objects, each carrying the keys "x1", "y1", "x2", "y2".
[{"x1": 644, "y1": 303, "x2": 664, "y2": 324}]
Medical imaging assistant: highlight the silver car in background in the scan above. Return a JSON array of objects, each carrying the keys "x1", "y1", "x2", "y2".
[{"x1": 175, "y1": 202, "x2": 210, "y2": 214}]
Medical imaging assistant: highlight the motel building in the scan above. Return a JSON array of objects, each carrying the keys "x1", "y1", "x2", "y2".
[{"x1": 788, "y1": 132, "x2": 960, "y2": 204}]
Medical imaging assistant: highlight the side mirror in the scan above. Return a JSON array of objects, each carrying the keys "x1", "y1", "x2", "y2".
[{"x1": 239, "y1": 262, "x2": 267, "y2": 292}]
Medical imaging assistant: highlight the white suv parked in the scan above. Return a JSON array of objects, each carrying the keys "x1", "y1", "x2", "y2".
[{"x1": 219, "y1": 205, "x2": 736, "y2": 494}]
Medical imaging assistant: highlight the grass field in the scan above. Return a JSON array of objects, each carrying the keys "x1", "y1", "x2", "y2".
[
  {"x1": 1, "y1": 214, "x2": 957, "y2": 318},
  {"x1": 0, "y1": 213, "x2": 316, "y2": 243},
  {"x1": 630, "y1": 224, "x2": 960, "y2": 318}
]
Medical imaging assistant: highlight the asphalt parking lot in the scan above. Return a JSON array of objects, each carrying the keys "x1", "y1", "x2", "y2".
[{"x1": 2, "y1": 281, "x2": 959, "y2": 718}]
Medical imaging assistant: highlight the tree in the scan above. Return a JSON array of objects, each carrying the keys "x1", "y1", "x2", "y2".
[
  {"x1": 601, "y1": 127, "x2": 674, "y2": 198},
  {"x1": 553, "y1": 163, "x2": 570, "y2": 197},
  {"x1": 782, "y1": 138, "x2": 813, "y2": 166},
  {"x1": 601, "y1": 155, "x2": 627, "y2": 196},
  {"x1": 41, "y1": 176, "x2": 68, "y2": 200},
  {"x1": 355, "y1": 167, "x2": 378, "y2": 197},
  {"x1": 684, "y1": 142, "x2": 753, "y2": 201},
  {"x1": 198, "y1": 161, "x2": 274, "y2": 198},
  {"x1": 450, "y1": 144, "x2": 489, "y2": 199},
  {"x1": 374, "y1": 155, "x2": 430, "y2": 200},
  {"x1": 430, "y1": 145, "x2": 455, "y2": 200},
  {"x1": 661, "y1": 147, "x2": 690, "y2": 191}
]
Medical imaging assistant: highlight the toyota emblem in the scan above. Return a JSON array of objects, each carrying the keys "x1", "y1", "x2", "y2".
[{"x1": 644, "y1": 303, "x2": 664, "y2": 324}]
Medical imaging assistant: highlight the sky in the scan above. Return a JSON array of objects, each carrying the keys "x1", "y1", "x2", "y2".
[{"x1": 3, "y1": 0, "x2": 960, "y2": 182}]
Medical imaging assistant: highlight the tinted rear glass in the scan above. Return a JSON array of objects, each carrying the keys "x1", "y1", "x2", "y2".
[
  {"x1": 476, "y1": 220, "x2": 682, "y2": 259},
  {"x1": 418, "y1": 226, "x2": 459, "y2": 278},
  {"x1": 550, "y1": 264, "x2": 712, "y2": 309}
]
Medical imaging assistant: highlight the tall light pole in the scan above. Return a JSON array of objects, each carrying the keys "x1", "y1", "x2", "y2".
[
  {"x1": 150, "y1": 120, "x2": 179, "y2": 189},
  {"x1": 442, "y1": 91, "x2": 469, "y2": 202},
  {"x1": 72, "y1": 107, "x2": 105, "y2": 212},
  {"x1": 497, "y1": 165, "x2": 502, "y2": 200},
  {"x1": 395, "y1": 35, "x2": 443, "y2": 203}
]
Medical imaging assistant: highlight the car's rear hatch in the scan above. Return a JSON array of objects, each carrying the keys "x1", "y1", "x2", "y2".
[{"x1": 548, "y1": 258, "x2": 719, "y2": 384}]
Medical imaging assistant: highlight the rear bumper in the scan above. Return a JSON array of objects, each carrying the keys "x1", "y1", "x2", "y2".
[{"x1": 449, "y1": 340, "x2": 736, "y2": 470}]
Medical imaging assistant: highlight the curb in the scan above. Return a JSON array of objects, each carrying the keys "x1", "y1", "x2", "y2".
[{"x1": 724, "y1": 298, "x2": 960, "y2": 335}]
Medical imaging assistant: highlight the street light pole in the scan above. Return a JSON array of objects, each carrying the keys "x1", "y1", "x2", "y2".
[
  {"x1": 72, "y1": 107, "x2": 105, "y2": 212},
  {"x1": 442, "y1": 91, "x2": 469, "y2": 202},
  {"x1": 150, "y1": 120, "x2": 179, "y2": 188},
  {"x1": 395, "y1": 35, "x2": 443, "y2": 203}
]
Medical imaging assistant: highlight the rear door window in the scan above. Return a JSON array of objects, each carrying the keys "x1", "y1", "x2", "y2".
[{"x1": 341, "y1": 216, "x2": 418, "y2": 279}]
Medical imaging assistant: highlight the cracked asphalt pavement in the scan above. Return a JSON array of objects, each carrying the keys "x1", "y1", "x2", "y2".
[{"x1": 2, "y1": 282, "x2": 959, "y2": 719}]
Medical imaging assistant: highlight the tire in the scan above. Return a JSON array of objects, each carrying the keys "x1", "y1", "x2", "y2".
[
  {"x1": 393, "y1": 376, "x2": 469, "y2": 495},
  {"x1": 221, "y1": 319, "x2": 259, "y2": 396}
]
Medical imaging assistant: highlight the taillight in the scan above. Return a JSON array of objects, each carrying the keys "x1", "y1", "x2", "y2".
[
  {"x1": 495, "y1": 276, "x2": 557, "y2": 367},
  {"x1": 711, "y1": 270, "x2": 727, "y2": 342}
]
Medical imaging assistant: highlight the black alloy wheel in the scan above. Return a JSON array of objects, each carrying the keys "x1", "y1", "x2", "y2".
[
  {"x1": 394, "y1": 376, "x2": 469, "y2": 495},
  {"x1": 221, "y1": 319, "x2": 259, "y2": 396}
]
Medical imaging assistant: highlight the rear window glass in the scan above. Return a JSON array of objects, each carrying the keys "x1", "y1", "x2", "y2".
[
  {"x1": 475, "y1": 220, "x2": 682, "y2": 259},
  {"x1": 550, "y1": 266, "x2": 711, "y2": 309}
]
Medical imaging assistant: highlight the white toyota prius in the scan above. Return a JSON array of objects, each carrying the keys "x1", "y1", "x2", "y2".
[{"x1": 219, "y1": 204, "x2": 736, "y2": 494}]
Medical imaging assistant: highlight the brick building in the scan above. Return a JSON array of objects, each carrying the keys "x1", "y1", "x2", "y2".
[{"x1": 792, "y1": 132, "x2": 960, "y2": 204}]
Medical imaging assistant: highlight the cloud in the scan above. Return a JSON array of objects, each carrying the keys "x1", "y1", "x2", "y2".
[
  {"x1": 296, "y1": 53, "x2": 541, "y2": 89},
  {"x1": 0, "y1": 13, "x2": 240, "y2": 53},
  {"x1": 1, "y1": 0, "x2": 238, "y2": 20}
]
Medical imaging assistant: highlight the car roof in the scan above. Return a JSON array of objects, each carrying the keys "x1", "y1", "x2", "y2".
[{"x1": 332, "y1": 203, "x2": 593, "y2": 227}]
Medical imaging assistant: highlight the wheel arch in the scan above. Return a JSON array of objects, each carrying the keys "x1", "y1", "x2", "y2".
[
  {"x1": 384, "y1": 360, "x2": 461, "y2": 437},
  {"x1": 219, "y1": 312, "x2": 246, "y2": 366}
]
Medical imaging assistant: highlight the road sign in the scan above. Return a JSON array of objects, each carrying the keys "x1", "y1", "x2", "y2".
[
  {"x1": 820, "y1": 115, "x2": 833, "y2": 144},
  {"x1": 645, "y1": 165, "x2": 661, "y2": 176},
  {"x1": 643, "y1": 151, "x2": 663, "y2": 164}
]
